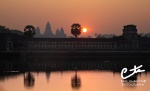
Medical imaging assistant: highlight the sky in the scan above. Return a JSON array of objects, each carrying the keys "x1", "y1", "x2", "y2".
[{"x1": 0, "y1": 0, "x2": 150, "y2": 37}]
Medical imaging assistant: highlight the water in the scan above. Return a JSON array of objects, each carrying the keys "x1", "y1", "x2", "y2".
[{"x1": 0, "y1": 71, "x2": 150, "y2": 91}]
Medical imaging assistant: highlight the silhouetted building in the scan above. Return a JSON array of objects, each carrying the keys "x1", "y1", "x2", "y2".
[
  {"x1": 43, "y1": 22, "x2": 54, "y2": 38},
  {"x1": 0, "y1": 33, "x2": 24, "y2": 51},
  {"x1": 11, "y1": 29, "x2": 23, "y2": 36},
  {"x1": 33, "y1": 22, "x2": 67, "y2": 38},
  {"x1": 55, "y1": 28, "x2": 59, "y2": 38},
  {"x1": 122, "y1": 25, "x2": 138, "y2": 39},
  {"x1": 34, "y1": 27, "x2": 42, "y2": 38},
  {"x1": 0, "y1": 25, "x2": 150, "y2": 51},
  {"x1": 96, "y1": 34, "x2": 115, "y2": 38},
  {"x1": 55, "y1": 28, "x2": 66, "y2": 38}
]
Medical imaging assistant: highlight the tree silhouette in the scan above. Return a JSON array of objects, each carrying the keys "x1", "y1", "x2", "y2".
[
  {"x1": 0, "y1": 25, "x2": 10, "y2": 33},
  {"x1": 24, "y1": 25, "x2": 35, "y2": 38},
  {"x1": 71, "y1": 23, "x2": 82, "y2": 38},
  {"x1": 24, "y1": 72, "x2": 35, "y2": 88},
  {"x1": 71, "y1": 71, "x2": 81, "y2": 89}
]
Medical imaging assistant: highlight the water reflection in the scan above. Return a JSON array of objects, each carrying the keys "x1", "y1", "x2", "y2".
[
  {"x1": 71, "y1": 71, "x2": 81, "y2": 89},
  {"x1": 1, "y1": 59, "x2": 150, "y2": 72},
  {"x1": 122, "y1": 74, "x2": 138, "y2": 87},
  {"x1": 24, "y1": 72, "x2": 35, "y2": 88},
  {"x1": 0, "y1": 71, "x2": 150, "y2": 91},
  {"x1": 0, "y1": 76, "x2": 5, "y2": 82},
  {"x1": 0, "y1": 71, "x2": 20, "y2": 82},
  {"x1": 46, "y1": 71, "x2": 51, "y2": 82}
]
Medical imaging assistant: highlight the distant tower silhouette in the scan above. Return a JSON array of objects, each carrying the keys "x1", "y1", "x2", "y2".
[
  {"x1": 122, "y1": 25, "x2": 138, "y2": 39},
  {"x1": 59, "y1": 27, "x2": 66, "y2": 38},
  {"x1": 55, "y1": 27, "x2": 66, "y2": 38},
  {"x1": 34, "y1": 27, "x2": 41, "y2": 37},
  {"x1": 43, "y1": 22, "x2": 54, "y2": 38},
  {"x1": 55, "y1": 28, "x2": 60, "y2": 38}
]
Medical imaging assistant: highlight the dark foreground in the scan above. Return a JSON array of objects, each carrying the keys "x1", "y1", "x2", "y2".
[{"x1": 0, "y1": 51, "x2": 150, "y2": 72}]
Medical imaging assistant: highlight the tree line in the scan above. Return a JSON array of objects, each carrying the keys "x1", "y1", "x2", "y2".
[{"x1": 0, "y1": 23, "x2": 83, "y2": 38}]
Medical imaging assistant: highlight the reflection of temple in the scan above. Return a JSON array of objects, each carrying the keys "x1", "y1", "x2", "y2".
[
  {"x1": 71, "y1": 71, "x2": 81, "y2": 89},
  {"x1": 0, "y1": 25, "x2": 150, "y2": 52},
  {"x1": 24, "y1": 72, "x2": 35, "y2": 88},
  {"x1": 46, "y1": 71, "x2": 51, "y2": 82}
]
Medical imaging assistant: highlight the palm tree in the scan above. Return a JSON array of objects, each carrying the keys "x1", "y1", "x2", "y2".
[
  {"x1": 71, "y1": 71, "x2": 81, "y2": 89},
  {"x1": 24, "y1": 25, "x2": 35, "y2": 38},
  {"x1": 71, "y1": 23, "x2": 82, "y2": 38},
  {"x1": 24, "y1": 25, "x2": 35, "y2": 51},
  {"x1": 24, "y1": 72, "x2": 35, "y2": 88}
]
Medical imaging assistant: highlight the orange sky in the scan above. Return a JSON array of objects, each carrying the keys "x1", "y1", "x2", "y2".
[{"x1": 0, "y1": 0, "x2": 150, "y2": 37}]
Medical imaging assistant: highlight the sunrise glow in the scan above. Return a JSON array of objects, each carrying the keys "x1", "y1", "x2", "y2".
[{"x1": 83, "y1": 28, "x2": 87, "y2": 32}]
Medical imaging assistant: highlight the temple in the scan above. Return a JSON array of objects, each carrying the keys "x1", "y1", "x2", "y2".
[{"x1": 0, "y1": 25, "x2": 150, "y2": 52}]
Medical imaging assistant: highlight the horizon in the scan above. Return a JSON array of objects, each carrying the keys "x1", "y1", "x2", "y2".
[
  {"x1": 1, "y1": 23, "x2": 150, "y2": 38},
  {"x1": 0, "y1": 0, "x2": 150, "y2": 37}
]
